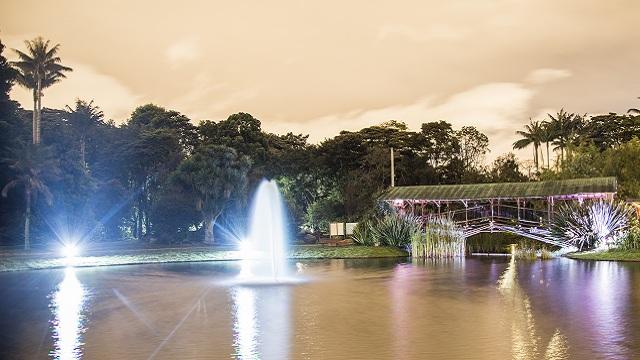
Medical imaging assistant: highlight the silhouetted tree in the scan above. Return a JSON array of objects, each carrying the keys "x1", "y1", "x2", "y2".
[{"x1": 12, "y1": 37, "x2": 72, "y2": 144}]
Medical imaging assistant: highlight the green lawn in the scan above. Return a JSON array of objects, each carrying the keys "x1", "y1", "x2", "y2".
[
  {"x1": 0, "y1": 245, "x2": 408, "y2": 272},
  {"x1": 567, "y1": 249, "x2": 640, "y2": 262}
]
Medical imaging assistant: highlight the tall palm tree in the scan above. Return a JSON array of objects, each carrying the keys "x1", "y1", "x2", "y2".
[
  {"x1": 66, "y1": 99, "x2": 104, "y2": 169},
  {"x1": 547, "y1": 109, "x2": 581, "y2": 166},
  {"x1": 513, "y1": 119, "x2": 544, "y2": 171},
  {"x1": 540, "y1": 121, "x2": 554, "y2": 169},
  {"x1": 1, "y1": 144, "x2": 59, "y2": 249},
  {"x1": 12, "y1": 37, "x2": 72, "y2": 144}
]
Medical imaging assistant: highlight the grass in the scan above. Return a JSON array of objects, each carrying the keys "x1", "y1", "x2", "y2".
[
  {"x1": 567, "y1": 249, "x2": 640, "y2": 262},
  {"x1": 0, "y1": 245, "x2": 408, "y2": 272}
]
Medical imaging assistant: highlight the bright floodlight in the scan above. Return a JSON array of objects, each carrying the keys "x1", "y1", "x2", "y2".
[{"x1": 62, "y1": 243, "x2": 79, "y2": 258}]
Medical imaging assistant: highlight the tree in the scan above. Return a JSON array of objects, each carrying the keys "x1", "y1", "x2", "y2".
[
  {"x1": 12, "y1": 37, "x2": 72, "y2": 144},
  {"x1": 489, "y1": 153, "x2": 527, "y2": 182},
  {"x1": 172, "y1": 145, "x2": 250, "y2": 244},
  {"x1": 66, "y1": 99, "x2": 104, "y2": 169},
  {"x1": 457, "y1": 126, "x2": 489, "y2": 170},
  {"x1": 421, "y1": 121, "x2": 460, "y2": 169},
  {"x1": 547, "y1": 109, "x2": 582, "y2": 166},
  {"x1": 1, "y1": 144, "x2": 59, "y2": 249},
  {"x1": 199, "y1": 112, "x2": 269, "y2": 185},
  {"x1": 0, "y1": 39, "x2": 16, "y2": 118},
  {"x1": 540, "y1": 121, "x2": 554, "y2": 169},
  {"x1": 513, "y1": 119, "x2": 543, "y2": 171},
  {"x1": 579, "y1": 113, "x2": 640, "y2": 150},
  {"x1": 125, "y1": 104, "x2": 195, "y2": 240}
]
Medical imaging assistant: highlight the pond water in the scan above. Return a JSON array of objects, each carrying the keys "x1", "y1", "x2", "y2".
[{"x1": 1, "y1": 257, "x2": 639, "y2": 359}]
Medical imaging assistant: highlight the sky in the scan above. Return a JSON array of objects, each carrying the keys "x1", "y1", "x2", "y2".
[{"x1": 2, "y1": 0, "x2": 639, "y2": 162}]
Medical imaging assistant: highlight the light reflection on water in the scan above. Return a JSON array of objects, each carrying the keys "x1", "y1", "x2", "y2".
[
  {"x1": 49, "y1": 267, "x2": 86, "y2": 360},
  {"x1": 498, "y1": 257, "x2": 568, "y2": 360},
  {"x1": 0, "y1": 258, "x2": 632, "y2": 359},
  {"x1": 585, "y1": 261, "x2": 630, "y2": 357},
  {"x1": 231, "y1": 285, "x2": 291, "y2": 360}
]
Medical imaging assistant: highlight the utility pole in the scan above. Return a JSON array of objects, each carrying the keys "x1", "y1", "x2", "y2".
[{"x1": 390, "y1": 147, "x2": 395, "y2": 187}]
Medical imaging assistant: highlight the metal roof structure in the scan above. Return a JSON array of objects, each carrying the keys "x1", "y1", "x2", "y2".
[{"x1": 379, "y1": 177, "x2": 617, "y2": 202}]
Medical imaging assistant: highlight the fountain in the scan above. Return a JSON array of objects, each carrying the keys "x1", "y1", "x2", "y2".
[{"x1": 239, "y1": 179, "x2": 289, "y2": 282}]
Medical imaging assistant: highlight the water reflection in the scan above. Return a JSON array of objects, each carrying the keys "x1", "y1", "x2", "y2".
[
  {"x1": 231, "y1": 285, "x2": 291, "y2": 359},
  {"x1": 498, "y1": 258, "x2": 568, "y2": 360},
  {"x1": 581, "y1": 260, "x2": 630, "y2": 357},
  {"x1": 50, "y1": 267, "x2": 87, "y2": 360}
]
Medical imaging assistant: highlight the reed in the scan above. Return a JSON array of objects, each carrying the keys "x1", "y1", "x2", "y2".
[{"x1": 411, "y1": 217, "x2": 465, "y2": 258}]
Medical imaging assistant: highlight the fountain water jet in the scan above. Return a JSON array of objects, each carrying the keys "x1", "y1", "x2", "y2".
[{"x1": 239, "y1": 179, "x2": 289, "y2": 283}]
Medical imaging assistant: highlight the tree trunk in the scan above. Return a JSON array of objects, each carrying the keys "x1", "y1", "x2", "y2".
[
  {"x1": 31, "y1": 90, "x2": 37, "y2": 145},
  {"x1": 145, "y1": 208, "x2": 151, "y2": 241},
  {"x1": 203, "y1": 212, "x2": 221, "y2": 244},
  {"x1": 203, "y1": 215, "x2": 214, "y2": 244},
  {"x1": 546, "y1": 142, "x2": 550, "y2": 169},
  {"x1": 35, "y1": 76, "x2": 42, "y2": 144},
  {"x1": 24, "y1": 189, "x2": 31, "y2": 250}
]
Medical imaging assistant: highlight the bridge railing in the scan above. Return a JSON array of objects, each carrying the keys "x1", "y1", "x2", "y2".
[{"x1": 422, "y1": 204, "x2": 550, "y2": 229}]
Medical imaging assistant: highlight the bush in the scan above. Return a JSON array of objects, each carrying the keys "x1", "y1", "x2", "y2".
[
  {"x1": 620, "y1": 224, "x2": 640, "y2": 250},
  {"x1": 351, "y1": 220, "x2": 375, "y2": 246},
  {"x1": 551, "y1": 200, "x2": 633, "y2": 251},
  {"x1": 369, "y1": 214, "x2": 421, "y2": 247}
]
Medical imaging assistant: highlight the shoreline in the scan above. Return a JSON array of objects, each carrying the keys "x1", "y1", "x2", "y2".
[
  {"x1": 0, "y1": 245, "x2": 409, "y2": 272},
  {"x1": 566, "y1": 249, "x2": 640, "y2": 262}
]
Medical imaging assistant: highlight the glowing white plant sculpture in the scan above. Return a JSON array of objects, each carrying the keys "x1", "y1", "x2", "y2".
[{"x1": 552, "y1": 200, "x2": 633, "y2": 251}]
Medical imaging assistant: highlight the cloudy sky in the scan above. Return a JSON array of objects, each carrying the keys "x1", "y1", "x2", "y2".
[{"x1": 2, "y1": 0, "x2": 639, "y2": 161}]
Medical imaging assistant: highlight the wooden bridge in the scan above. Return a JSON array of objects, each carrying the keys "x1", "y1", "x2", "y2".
[{"x1": 379, "y1": 177, "x2": 618, "y2": 249}]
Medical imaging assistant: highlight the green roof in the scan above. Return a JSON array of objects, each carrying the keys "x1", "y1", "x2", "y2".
[{"x1": 379, "y1": 177, "x2": 617, "y2": 202}]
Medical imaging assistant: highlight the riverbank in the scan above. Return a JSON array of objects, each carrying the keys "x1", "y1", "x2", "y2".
[
  {"x1": 0, "y1": 245, "x2": 409, "y2": 272},
  {"x1": 567, "y1": 249, "x2": 640, "y2": 262}
]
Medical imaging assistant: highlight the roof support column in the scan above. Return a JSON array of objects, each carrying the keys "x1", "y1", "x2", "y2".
[{"x1": 462, "y1": 200, "x2": 468, "y2": 227}]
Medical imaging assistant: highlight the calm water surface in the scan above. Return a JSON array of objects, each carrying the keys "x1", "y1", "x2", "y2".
[{"x1": 1, "y1": 257, "x2": 639, "y2": 359}]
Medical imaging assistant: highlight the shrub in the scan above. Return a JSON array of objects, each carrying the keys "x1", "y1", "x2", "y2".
[
  {"x1": 551, "y1": 200, "x2": 633, "y2": 251},
  {"x1": 620, "y1": 223, "x2": 640, "y2": 250},
  {"x1": 369, "y1": 214, "x2": 421, "y2": 247},
  {"x1": 351, "y1": 220, "x2": 375, "y2": 246}
]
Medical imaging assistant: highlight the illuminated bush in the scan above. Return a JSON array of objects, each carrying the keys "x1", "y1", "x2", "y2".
[{"x1": 552, "y1": 200, "x2": 633, "y2": 251}]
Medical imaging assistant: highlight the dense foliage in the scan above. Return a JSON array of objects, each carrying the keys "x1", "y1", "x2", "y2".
[{"x1": 1, "y1": 36, "x2": 639, "y2": 249}]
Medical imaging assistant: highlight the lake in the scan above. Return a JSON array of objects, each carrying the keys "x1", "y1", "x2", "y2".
[{"x1": 1, "y1": 257, "x2": 639, "y2": 359}]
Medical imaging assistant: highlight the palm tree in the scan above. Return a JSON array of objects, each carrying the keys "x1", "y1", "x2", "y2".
[
  {"x1": 66, "y1": 99, "x2": 104, "y2": 169},
  {"x1": 1, "y1": 144, "x2": 59, "y2": 249},
  {"x1": 513, "y1": 119, "x2": 544, "y2": 171},
  {"x1": 12, "y1": 37, "x2": 72, "y2": 144},
  {"x1": 547, "y1": 109, "x2": 581, "y2": 166},
  {"x1": 540, "y1": 121, "x2": 554, "y2": 169}
]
